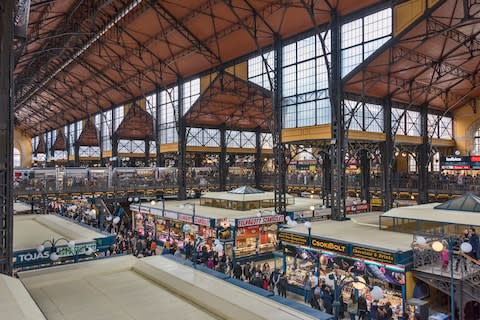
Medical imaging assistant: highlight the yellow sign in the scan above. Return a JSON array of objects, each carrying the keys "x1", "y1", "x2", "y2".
[
  {"x1": 311, "y1": 238, "x2": 347, "y2": 253},
  {"x1": 278, "y1": 232, "x2": 307, "y2": 246},
  {"x1": 352, "y1": 246, "x2": 395, "y2": 264}
]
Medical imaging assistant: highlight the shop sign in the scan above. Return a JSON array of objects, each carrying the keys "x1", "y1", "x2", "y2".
[
  {"x1": 237, "y1": 215, "x2": 284, "y2": 227},
  {"x1": 278, "y1": 231, "x2": 308, "y2": 246},
  {"x1": 177, "y1": 214, "x2": 193, "y2": 223},
  {"x1": 163, "y1": 210, "x2": 178, "y2": 220},
  {"x1": 346, "y1": 204, "x2": 369, "y2": 213},
  {"x1": 149, "y1": 208, "x2": 163, "y2": 216},
  {"x1": 310, "y1": 238, "x2": 347, "y2": 253},
  {"x1": 194, "y1": 216, "x2": 211, "y2": 226},
  {"x1": 14, "y1": 242, "x2": 97, "y2": 267},
  {"x1": 351, "y1": 246, "x2": 395, "y2": 264}
]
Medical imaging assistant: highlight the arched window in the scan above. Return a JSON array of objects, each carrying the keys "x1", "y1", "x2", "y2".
[
  {"x1": 14, "y1": 148, "x2": 21, "y2": 167},
  {"x1": 475, "y1": 128, "x2": 480, "y2": 155}
]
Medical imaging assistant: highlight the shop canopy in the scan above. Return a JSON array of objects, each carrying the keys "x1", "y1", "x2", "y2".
[
  {"x1": 434, "y1": 192, "x2": 480, "y2": 212},
  {"x1": 228, "y1": 186, "x2": 264, "y2": 194}
]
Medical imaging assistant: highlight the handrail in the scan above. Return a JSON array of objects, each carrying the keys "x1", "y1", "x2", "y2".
[{"x1": 456, "y1": 251, "x2": 480, "y2": 267}]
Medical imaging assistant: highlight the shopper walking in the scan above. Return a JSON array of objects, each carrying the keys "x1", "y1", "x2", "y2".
[
  {"x1": 303, "y1": 274, "x2": 312, "y2": 304},
  {"x1": 469, "y1": 228, "x2": 480, "y2": 259},
  {"x1": 233, "y1": 262, "x2": 243, "y2": 280},
  {"x1": 357, "y1": 295, "x2": 368, "y2": 320},
  {"x1": 278, "y1": 272, "x2": 288, "y2": 298},
  {"x1": 347, "y1": 294, "x2": 358, "y2": 320}
]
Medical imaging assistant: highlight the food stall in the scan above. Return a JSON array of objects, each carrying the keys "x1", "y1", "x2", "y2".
[{"x1": 279, "y1": 229, "x2": 412, "y2": 319}]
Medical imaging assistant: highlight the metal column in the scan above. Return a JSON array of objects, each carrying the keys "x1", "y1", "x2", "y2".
[
  {"x1": 144, "y1": 139, "x2": 150, "y2": 167},
  {"x1": 359, "y1": 149, "x2": 370, "y2": 203},
  {"x1": 177, "y1": 81, "x2": 187, "y2": 200},
  {"x1": 254, "y1": 131, "x2": 262, "y2": 189},
  {"x1": 0, "y1": 0, "x2": 14, "y2": 275},
  {"x1": 111, "y1": 134, "x2": 118, "y2": 167},
  {"x1": 272, "y1": 35, "x2": 287, "y2": 215},
  {"x1": 382, "y1": 98, "x2": 394, "y2": 211},
  {"x1": 219, "y1": 128, "x2": 227, "y2": 191},
  {"x1": 74, "y1": 141, "x2": 80, "y2": 166},
  {"x1": 155, "y1": 86, "x2": 162, "y2": 167},
  {"x1": 418, "y1": 106, "x2": 429, "y2": 204},
  {"x1": 330, "y1": 11, "x2": 346, "y2": 220},
  {"x1": 322, "y1": 152, "x2": 331, "y2": 208}
]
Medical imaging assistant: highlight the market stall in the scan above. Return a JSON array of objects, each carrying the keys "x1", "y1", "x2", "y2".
[{"x1": 278, "y1": 223, "x2": 413, "y2": 319}]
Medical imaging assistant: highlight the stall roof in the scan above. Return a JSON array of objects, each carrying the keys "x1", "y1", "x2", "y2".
[
  {"x1": 382, "y1": 203, "x2": 480, "y2": 226},
  {"x1": 18, "y1": 255, "x2": 323, "y2": 320},
  {"x1": 344, "y1": 0, "x2": 480, "y2": 111},
  {"x1": 142, "y1": 197, "x2": 322, "y2": 220},
  {"x1": 0, "y1": 274, "x2": 46, "y2": 320},
  {"x1": 434, "y1": 192, "x2": 480, "y2": 212},
  {"x1": 184, "y1": 72, "x2": 272, "y2": 131},
  {"x1": 13, "y1": 215, "x2": 104, "y2": 251},
  {"x1": 201, "y1": 189, "x2": 293, "y2": 203},
  {"x1": 284, "y1": 219, "x2": 413, "y2": 252}
]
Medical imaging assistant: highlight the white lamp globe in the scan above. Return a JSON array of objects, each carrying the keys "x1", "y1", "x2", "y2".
[
  {"x1": 67, "y1": 240, "x2": 75, "y2": 249},
  {"x1": 49, "y1": 252, "x2": 59, "y2": 261},
  {"x1": 214, "y1": 243, "x2": 224, "y2": 253},
  {"x1": 309, "y1": 205, "x2": 315, "y2": 211},
  {"x1": 37, "y1": 245, "x2": 45, "y2": 253},
  {"x1": 128, "y1": 197, "x2": 133, "y2": 202},
  {"x1": 432, "y1": 241, "x2": 444, "y2": 252},
  {"x1": 371, "y1": 286, "x2": 384, "y2": 300},
  {"x1": 113, "y1": 216, "x2": 121, "y2": 225},
  {"x1": 134, "y1": 197, "x2": 139, "y2": 202},
  {"x1": 304, "y1": 221, "x2": 312, "y2": 229},
  {"x1": 85, "y1": 247, "x2": 94, "y2": 256},
  {"x1": 150, "y1": 200, "x2": 156, "y2": 205},
  {"x1": 106, "y1": 215, "x2": 113, "y2": 222},
  {"x1": 415, "y1": 236, "x2": 427, "y2": 245},
  {"x1": 362, "y1": 200, "x2": 367, "y2": 204},
  {"x1": 256, "y1": 211, "x2": 262, "y2": 217},
  {"x1": 460, "y1": 242, "x2": 473, "y2": 253}
]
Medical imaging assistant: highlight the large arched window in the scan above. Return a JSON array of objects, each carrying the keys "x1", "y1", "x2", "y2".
[
  {"x1": 475, "y1": 128, "x2": 480, "y2": 155},
  {"x1": 14, "y1": 148, "x2": 21, "y2": 167}
]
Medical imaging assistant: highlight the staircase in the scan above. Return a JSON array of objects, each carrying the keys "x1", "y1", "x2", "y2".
[{"x1": 412, "y1": 240, "x2": 480, "y2": 318}]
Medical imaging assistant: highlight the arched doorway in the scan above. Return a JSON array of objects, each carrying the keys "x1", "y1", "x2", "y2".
[{"x1": 14, "y1": 148, "x2": 21, "y2": 168}]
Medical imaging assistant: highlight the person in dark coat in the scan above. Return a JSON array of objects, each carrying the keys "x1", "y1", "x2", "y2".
[
  {"x1": 357, "y1": 295, "x2": 368, "y2": 320},
  {"x1": 321, "y1": 286, "x2": 334, "y2": 314},
  {"x1": 278, "y1": 272, "x2": 288, "y2": 298},
  {"x1": 233, "y1": 262, "x2": 243, "y2": 279},
  {"x1": 469, "y1": 228, "x2": 480, "y2": 259}
]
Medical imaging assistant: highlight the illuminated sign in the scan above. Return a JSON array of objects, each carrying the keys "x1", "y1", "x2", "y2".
[
  {"x1": 351, "y1": 246, "x2": 395, "y2": 264},
  {"x1": 177, "y1": 214, "x2": 193, "y2": 223}
]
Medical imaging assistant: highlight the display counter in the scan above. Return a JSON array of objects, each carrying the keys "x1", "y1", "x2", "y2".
[{"x1": 235, "y1": 223, "x2": 278, "y2": 258}]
